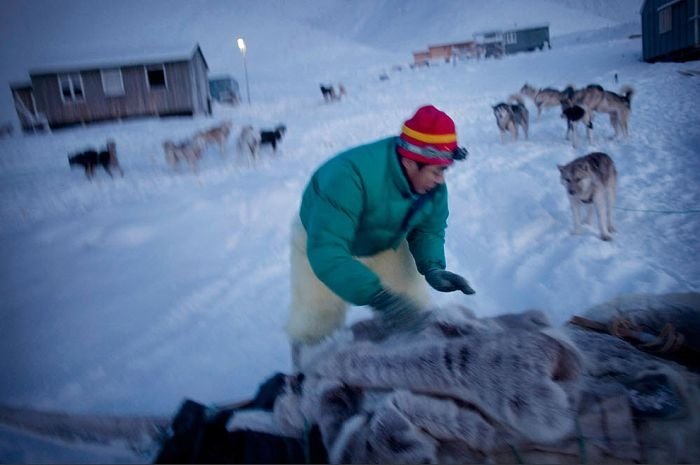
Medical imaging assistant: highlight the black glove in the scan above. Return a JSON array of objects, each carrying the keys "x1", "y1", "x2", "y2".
[
  {"x1": 369, "y1": 289, "x2": 430, "y2": 335},
  {"x1": 425, "y1": 269, "x2": 475, "y2": 294}
]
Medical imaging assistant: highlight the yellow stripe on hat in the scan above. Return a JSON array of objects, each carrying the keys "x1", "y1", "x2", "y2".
[{"x1": 402, "y1": 124, "x2": 456, "y2": 144}]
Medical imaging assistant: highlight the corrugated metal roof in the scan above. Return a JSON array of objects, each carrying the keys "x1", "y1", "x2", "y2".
[{"x1": 28, "y1": 43, "x2": 206, "y2": 75}]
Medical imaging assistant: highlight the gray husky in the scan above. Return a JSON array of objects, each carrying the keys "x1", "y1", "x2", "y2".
[
  {"x1": 493, "y1": 94, "x2": 529, "y2": 142},
  {"x1": 558, "y1": 152, "x2": 617, "y2": 241},
  {"x1": 520, "y1": 83, "x2": 564, "y2": 118},
  {"x1": 562, "y1": 84, "x2": 605, "y2": 112},
  {"x1": 564, "y1": 84, "x2": 633, "y2": 138}
]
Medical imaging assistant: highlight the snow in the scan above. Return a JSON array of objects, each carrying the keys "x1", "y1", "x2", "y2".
[{"x1": 1, "y1": 0, "x2": 699, "y2": 462}]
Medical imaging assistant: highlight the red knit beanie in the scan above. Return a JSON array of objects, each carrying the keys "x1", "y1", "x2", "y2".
[{"x1": 397, "y1": 105, "x2": 458, "y2": 166}]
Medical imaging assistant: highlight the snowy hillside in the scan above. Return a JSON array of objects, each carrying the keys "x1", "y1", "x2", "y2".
[{"x1": 2, "y1": 0, "x2": 700, "y2": 462}]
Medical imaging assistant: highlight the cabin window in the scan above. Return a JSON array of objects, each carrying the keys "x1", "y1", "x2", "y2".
[
  {"x1": 146, "y1": 65, "x2": 167, "y2": 89},
  {"x1": 504, "y1": 32, "x2": 517, "y2": 44},
  {"x1": 58, "y1": 73, "x2": 84, "y2": 102},
  {"x1": 101, "y1": 68, "x2": 125, "y2": 96},
  {"x1": 659, "y1": 7, "x2": 672, "y2": 33}
]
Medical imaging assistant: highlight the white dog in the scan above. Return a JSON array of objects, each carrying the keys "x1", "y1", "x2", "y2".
[
  {"x1": 163, "y1": 137, "x2": 204, "y2": 173},
  {"x1": 236, "y1": 125, "x2": 261, "y2": 166}
]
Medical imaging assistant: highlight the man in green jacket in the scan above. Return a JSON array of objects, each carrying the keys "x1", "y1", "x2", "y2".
[{"x1": 286, "y1": 105, "x2": 474, "y2": 350}]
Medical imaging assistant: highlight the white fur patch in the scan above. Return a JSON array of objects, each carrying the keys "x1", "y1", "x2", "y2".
[{"x1": 226, "y1": 410, "x2": 284, "y2": 436}]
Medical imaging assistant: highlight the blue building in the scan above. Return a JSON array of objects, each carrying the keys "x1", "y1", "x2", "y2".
[
  {"x1": 641, "y1": 0, "x2": 700, "y2": 62},
  {"x1": 209, "y1": 75, "x2": 240, "y2": 105}
]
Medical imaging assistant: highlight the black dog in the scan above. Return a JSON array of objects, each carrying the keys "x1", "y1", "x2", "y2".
[
  {"x1": 68, "y1": 139, "x2": 124, "y2": 179},
  {"x1": 319, "y1": 84, "x2": 337, "y2": 102},
  {"x1": 560, "y1": 100, "x2": 593, "y2": 148},
  {"x1": 259, "y1": 125, "x2": 286, "y2": 152}
]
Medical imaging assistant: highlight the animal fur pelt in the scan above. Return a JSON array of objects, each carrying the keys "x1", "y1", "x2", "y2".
[{"x1": 270, "y1": 294, "x2": 700, "y2": 464}]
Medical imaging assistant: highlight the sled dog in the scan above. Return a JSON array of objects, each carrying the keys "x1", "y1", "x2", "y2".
[
  {"x1": 68, "y1": 139, "x2": 124, "y2": 179},
  {"x1": 558, "y1": 152, "x2": 617, "y2": 241},
  {"x1": 563, "y1": 84, "x2": 633, "y2": 137},
  {"x1": 197, "y1": 120, "x2": 233, "y2": 154},
  {"x1": 595, "y1": 86, "x2": 634, "y2": 138},
  {"x1": 560, "y1": 98, "x2": 593, "y2": 148},
  {"x1": 562, "y1": 84, "x2": 605, "y2": 112},
  {"x1": 259, "y1": 124, "x2": 286, "y2": 152},
  {"x1": 163, "y1": 137, "x2": 204, "y2": 172},
  {"x1": 520, "y1": 83, "x2": 565, "y2": 118},
  {"x1": 493, "y1": 94, "x2": 529, "y2": 142},
  {"x1": 236, "y1": 125, "x2": 261, "y2": 165},
  {"x1": 320, "y1": 84, "x2": 338, "y2": 102}
]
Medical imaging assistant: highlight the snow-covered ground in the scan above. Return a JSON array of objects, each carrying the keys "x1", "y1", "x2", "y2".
[{"x1": 1, "y1": 0, "x2": 699, "y2": 462}]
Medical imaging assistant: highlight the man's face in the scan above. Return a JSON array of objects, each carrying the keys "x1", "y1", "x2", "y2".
[{"x1": 401, "y1": 158, "x2": 448, "y2": 194}]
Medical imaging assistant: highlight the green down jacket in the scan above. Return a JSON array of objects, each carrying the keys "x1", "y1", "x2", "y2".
[{"x1": 299, "y1": 136, "x2": 449, "y2": 306}]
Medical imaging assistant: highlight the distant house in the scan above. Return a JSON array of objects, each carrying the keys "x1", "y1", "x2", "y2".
[
  {"x1": 11, "y1": 43, "x2": 211, "y2": 132},
  {"x1": 209, "y1": 75, "x2": 240, "y2": 105},
  {"x1": 472, "y1": 30, "x2": 505, "y2": 58},
  {"x1": 412, "y1": 50, "x2": 431, "y2": 67},
  {"x1": 641, "y1": 0, "x2": 700, "y2": 62},
  {"x1": 474, "y1": 24, "x2": 550, "y2": 58},
  {"x1": 429, "y1": 41, "x2": 479, "y2": 62},
  {"x1": 412, "y1": 40, "x2": 479, "y2": 66}
]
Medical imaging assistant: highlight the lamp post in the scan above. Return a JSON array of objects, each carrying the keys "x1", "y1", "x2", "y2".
[{"x1": 236, "y1": 37, "x2": 251, "y2": 105}]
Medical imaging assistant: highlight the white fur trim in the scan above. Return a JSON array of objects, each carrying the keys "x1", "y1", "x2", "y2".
[{"x1": 328, "y1": 414, "x2": 367, "y2": 464}]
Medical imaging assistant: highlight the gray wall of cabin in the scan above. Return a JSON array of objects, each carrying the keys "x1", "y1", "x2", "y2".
[
  {"x1": 506, "y1": 27, "x2": 550, "y2": 54},
  {"x1": 30, "y1": 54, "x2": 209, "y2": 128},
  {"x1": 190, "y1": 48, "x2": 210, "y2": 115}
]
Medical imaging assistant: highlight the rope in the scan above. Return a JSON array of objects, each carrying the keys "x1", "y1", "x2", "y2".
[
  {"x1": 609, "y1": 316, "x2": 685, "y2": 354},
  {"x1": 615, "y1": 206, "x2": 700, "y2": 214},
  {"x1": 640, "y1": 323, "x2": 686, "y2": 353},
  {"x1": 609, "y1": 316, "x2": 640, "y2": 340}
]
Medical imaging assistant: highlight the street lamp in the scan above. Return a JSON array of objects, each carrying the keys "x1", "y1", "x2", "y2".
[{"x1": 236, "y1": 37, "x2": 251, "y2": 105}]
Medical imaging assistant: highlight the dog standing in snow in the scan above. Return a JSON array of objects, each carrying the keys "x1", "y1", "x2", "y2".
[
  {"x1": 558, "y1": 152, "x2": 617, "y2": 241},
  {"x1": 236, "y1": 125, "x2": 261, "y2": 166},
  {"x1": 492, "y1": 94, "x2": 529, "y2": 142},
  {"x1": 68, "y1": 139, "x2": 124, "y2": 179}
]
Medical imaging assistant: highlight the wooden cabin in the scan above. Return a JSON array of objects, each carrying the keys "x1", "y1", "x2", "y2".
[
  {"x1": 428, "y1": 41, "x2": 479, "y2": 62},
  {"x1": 412, "y1": 40, "x2": 479, "y2": 66},
  {"x1": 641, "y1": 0, "x2": 700, "y2": 62},
  {"x1": 412, "y1": 51, "x2": 431, "y2": 67},
  {"x1": 12, "y1": 43, "x2": 211, "y2": 131}
]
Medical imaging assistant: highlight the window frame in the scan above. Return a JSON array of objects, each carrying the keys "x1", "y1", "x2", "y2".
[
  {"x1": 100, "y1": 68, "x2": 125, "y2": 97},
  {"x1": 145, "y1": 64, "x2": 167, "y2": 90},
  {"x1": 504, "y1": 31, "x2": 517, "y2": 44},
  {"x1": 58, "y1": 72, "x2": 85, "y2": 103}
]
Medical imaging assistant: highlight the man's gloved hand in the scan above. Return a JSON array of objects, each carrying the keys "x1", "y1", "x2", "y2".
[
  {"x1": 369, "y1": 289, "x2": 430, "y2": 335},
  {"x1": 425, "y1": 269, "x2": 475, "y2": 294}
]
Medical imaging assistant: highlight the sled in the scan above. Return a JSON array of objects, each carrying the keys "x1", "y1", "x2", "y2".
[
  {"x1": 2, "y1": 293, "x2": 698, "y2": 464},
  {"x1": 0, "y1": 403, "x2": 169, "y2": 462},
  {"x1": 0, "y1": 372, "x2": 324, "y2": 464}
]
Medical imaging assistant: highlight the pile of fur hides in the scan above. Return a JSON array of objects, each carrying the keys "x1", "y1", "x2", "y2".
[{"x1": 231, "y1": 293, "x2": 700, "y2": 464}]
